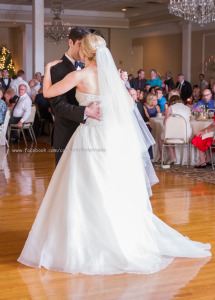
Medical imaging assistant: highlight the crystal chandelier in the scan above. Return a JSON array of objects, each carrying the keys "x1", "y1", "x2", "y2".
[
  {"x1": 44, "y1": 2, "x2": 72, "y2": 44},
  {"x1": 168, "y1": 0, "x2": 215, "y2": 27}
]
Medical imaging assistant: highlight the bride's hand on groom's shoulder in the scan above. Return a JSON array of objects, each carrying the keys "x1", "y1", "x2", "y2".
[{"x1": 46, "y1": 60, "x2": 62, "y2": 69}]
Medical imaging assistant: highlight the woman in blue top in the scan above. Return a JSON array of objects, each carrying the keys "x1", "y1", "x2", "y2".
[{"x1": 144, "y1": 93, "x2": 160, "y2": 118}]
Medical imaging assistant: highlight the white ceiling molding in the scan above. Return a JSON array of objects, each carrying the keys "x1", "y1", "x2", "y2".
[
  {"x1": 132, "y1": 21, "x2": 181, "y2": 38},
  {"x1": 0, "y1": 4, "x2": 129, "y2": 28}
]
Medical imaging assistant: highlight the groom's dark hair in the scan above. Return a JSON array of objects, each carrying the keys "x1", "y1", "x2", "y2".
[{"x1": 69, "y1": 26, "x2": 90, "y2": 44}]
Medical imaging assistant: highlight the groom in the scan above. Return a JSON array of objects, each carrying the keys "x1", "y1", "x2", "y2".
[{"x1": 50, "y1": 26, "x2": 101, "y2": 165}]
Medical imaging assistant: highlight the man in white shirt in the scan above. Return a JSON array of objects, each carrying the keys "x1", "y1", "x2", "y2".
[
  {"x1": 8, "y1": 84, "x2": 32, "y2": 142},
  {"x1": 10, "y1": 70, "x2": 31, "y2": 96}
]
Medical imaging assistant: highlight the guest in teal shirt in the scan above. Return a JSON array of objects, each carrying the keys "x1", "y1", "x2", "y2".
[
  {"x1": 146, "y1": 69, "x2": 162, "y2": 87},
  {"x1": 156, "y1": 87, "x2": 168, "y2": 112}
]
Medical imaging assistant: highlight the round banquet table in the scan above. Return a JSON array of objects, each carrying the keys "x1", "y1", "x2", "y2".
[{"x1": 150, "y1": 116, "x2": 213, "y2": 166}]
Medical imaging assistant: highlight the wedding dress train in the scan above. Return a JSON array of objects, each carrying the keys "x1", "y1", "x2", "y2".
[{"x1": 18, "y1": 89, "x2": 211, "y2": 275}]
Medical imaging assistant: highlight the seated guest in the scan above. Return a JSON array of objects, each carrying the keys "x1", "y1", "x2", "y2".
[
  {"x1": 208, "y1": 77, "x2": 215, "y2": 90},
  {"x1": 167, "y1": 88, "x2": 180, "y2": 102},
  {"x1": 145, "y1": 83, "x2": 151, "y2": 92},
  {"x1": 130, "y1": 69, "x2": 147, "y2": 90},
  {"x1": 142, "y1": 89, "x2": 148, "y2": 104},
  {"x1": 211, "y1": 83, "x2": 215, "y2": 100},
  {"x1": 29, "y1": 72, "x2": 42, "y2": 97},
  {"x1": 146, "y1": 69, "x2": 162, "y2": 87},
  {"x1": 137, "y1": 89, "x2": 145, "y2": 103},
  {"x1": 144, "y1": 93, "x2": 160, "y2": 118},
  {"x1": 158, "y1": 95, "x2": 192, "y2": 164},
  {"x1": 0, "y1": 68, "x2": 11, "y2": 91},
  {"x1": 10, "y1": 70, "x2": 31, "y2": 97},
  {"x1": 0, "y1": 88, "x2": 6, "y2": 125},
  {"x1": 149, "y1": 86, "x2": 156, "y2": 94},
  {"x1": 161, "y1": 76, "x2": 168, "y2": 96},
  {"x1": 193, "y1": 88, "x2": 215, "y2": 110},
  {"x1": 156, "y1": 87, "x2": 168, "y2": 113},
  {"x1": 128, "y1": 74, "x2": 133, "y2": 82},
  {"x1": 8, "y1": 84, "x2": 32, "y2": 142},
  {"x1": 34, "y1": 72, "x2": 42, "y2": 87},
  {"x1": 128, "y1": 88, "x2": 153, "y2": 159},
  {"x1": 119, "y1": 70, "x2": 131, "y2": 89},
  {"x1": 192, "y1": 117, "x2": 215, "y2": 168},
  {"x1": 35, "y1": 88, "x2": 53, "y2": 122},
  {"x1": 4, "y1": 88, "x2": 19, "y2": 108},
  {"x1": 191, "y1": 87, "x2": 202, "y2": 105},
  {"x1": 29, "y1": 79, "x2": 39, "y2": 103}
]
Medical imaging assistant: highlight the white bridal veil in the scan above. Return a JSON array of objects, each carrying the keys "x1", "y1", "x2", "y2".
[{"x1": 96, "y1": 46, "x2": 159, "y2": 196}]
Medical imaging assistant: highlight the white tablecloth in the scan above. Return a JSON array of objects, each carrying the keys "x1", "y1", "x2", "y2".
[{"x1": 151, "y1": 116, "x2": 213, "y2": 165}]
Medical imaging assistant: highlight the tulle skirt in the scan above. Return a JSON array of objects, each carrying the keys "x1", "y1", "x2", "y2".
[{"x1": 18, "y1": 123, "x2": 211, "y2": 275}]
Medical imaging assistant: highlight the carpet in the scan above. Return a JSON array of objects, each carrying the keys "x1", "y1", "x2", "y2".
[{"x1": 154, "y1": 163, "x2": 215, "y2": 185}]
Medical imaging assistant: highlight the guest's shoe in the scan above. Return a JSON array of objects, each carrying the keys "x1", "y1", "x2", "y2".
[
  {"x1": 206, "y1": 161, "x2": 212, "y2": 166},
  {"x1": 166, "y1": 158, "x2": 177, "y2": 165},
  {"x1": 194, "y1": 163, "x2": 206, "y2": 168}
]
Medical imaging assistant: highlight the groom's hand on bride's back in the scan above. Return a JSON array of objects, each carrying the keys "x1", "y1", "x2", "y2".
[{"x1": 85, "y1": 101, "x2": 101, "y2": 121}]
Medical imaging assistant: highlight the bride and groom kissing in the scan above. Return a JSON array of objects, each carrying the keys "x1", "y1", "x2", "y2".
[{"x1": 50, "y1": 26, "x2": 100, "y2": 165}]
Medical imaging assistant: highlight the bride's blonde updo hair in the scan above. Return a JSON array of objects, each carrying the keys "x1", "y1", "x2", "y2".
[{"x1": 81, "y1": 34, "x2": 106, "y2": 62}]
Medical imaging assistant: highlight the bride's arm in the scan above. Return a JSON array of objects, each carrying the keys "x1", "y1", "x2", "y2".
[{"x1": 43, "y1": 61, "x2": 80, "y2": 98}]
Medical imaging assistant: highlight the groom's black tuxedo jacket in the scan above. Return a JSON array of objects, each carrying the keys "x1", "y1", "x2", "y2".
[{"x1": 50, "y1": 55, "x2": 86, "y2": 163}]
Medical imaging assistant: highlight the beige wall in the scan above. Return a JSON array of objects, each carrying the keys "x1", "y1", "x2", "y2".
[
  {"x1": 9, "y1": 27, "x2": 23, "y2": 72},
  {"x1": 132, "y1": 33, "x2": 182, "y2": 82},
  {"x1": 0, "y1": 27, "x2": 10, "y2": 45},
  {"x1": 191, "y1": 29, "x2": 215, "y2": 86},
  {"x1": 109, "y1": 28, "x2": 132, "y2": 73}
]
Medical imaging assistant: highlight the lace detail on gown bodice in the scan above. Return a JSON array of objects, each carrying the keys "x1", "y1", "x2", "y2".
[{"x1": 76, "y1": 90, "x2": 101, "y2": 126}]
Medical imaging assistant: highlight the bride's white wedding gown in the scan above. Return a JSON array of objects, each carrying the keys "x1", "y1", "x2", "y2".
[{"x1": 18, "y1": 90, "x2": 211, "y2": 275}]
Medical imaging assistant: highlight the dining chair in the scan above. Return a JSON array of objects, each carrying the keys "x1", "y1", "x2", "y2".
[
  {"x1": 162, "y1": 114, "x2": 190, "y2": 168},
  {"x1": 209, "y1": 127, "x2": 215, "y2": 171},
  {"x1": 0, "y1": 109, "x2": 10, "y2": 148},
  {"x1": 35, "y1": 103, "x2": 53, "y2": 137},
  {"x1": 8, "y1": 105, "x2": 37, "y2": 146}
]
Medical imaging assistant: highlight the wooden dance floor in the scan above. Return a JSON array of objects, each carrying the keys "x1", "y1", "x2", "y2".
[{"x1": 0, "y1": 141, "x2": 215, "y2": 299}]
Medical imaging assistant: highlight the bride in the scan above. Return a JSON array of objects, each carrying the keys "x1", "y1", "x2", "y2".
[{"x1": 18, "y1": 34, "x2": 211, "y2": 275}]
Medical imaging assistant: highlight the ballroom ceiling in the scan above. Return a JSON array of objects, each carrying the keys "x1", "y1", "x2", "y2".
[{"x1": 0, "y1": 0, "x2": 170, "y2": 19}]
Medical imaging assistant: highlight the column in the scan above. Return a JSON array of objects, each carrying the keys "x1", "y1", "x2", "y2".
[
  {"x1": 181, "y1": 21, "x2": 191, "y2": 82},
  {"x1": 23, "y1": 24, "x2": 33, "y2": 82},
  {"x1": 32, "y1": 0, "x2": 44, "y2": 75}
]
